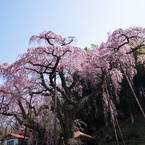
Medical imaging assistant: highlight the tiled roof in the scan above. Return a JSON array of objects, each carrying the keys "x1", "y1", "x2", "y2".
[
  {"x1": 8, "y1": 133, "x2": 29, "y2": 139},
  {"x1": 74, "y1": 131, "x2": 98, "y2": 141}
]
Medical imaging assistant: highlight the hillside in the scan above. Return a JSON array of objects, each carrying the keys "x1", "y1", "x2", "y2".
[{"x1": 97, "y1": 115, "x2": 145, "y2": 145}]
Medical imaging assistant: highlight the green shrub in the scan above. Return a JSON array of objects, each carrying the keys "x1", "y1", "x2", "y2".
[{"x1": 122, "y1": 130, "x2": 138, "y2": 139}]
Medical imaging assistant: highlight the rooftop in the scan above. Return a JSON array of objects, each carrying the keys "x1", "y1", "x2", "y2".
[
  {"x1": 74, "y1": 131, "x2": 99, "y2": 141},
  {"x1": 1, "y1": 132, "x2": 28, "y2": 141},
  {"x1": 7, "y1": 132, "x2": 29, "y2": 139}
]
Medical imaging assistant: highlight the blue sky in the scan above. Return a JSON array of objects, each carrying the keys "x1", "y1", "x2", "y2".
[{"x1": 1, "y1": 0, "x2": 145, "y2": 64}]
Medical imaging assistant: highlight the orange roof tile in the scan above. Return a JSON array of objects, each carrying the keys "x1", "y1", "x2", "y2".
[
  {"x1": 8, "y1": 133, "x2": 29, "y2": 139},
  {"x1": 74, "y1": 131, "x2": 98, "y2": 141}
]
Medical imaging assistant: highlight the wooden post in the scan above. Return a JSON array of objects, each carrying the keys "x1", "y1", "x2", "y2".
[
  {"x1": 54, "y1": 70, "x2": 57, "y2": 145},
  {"x1": 115, "y1": 116, "x2": 125, "y2": 145},
  {"x1": 104, "y1": 79, "x2": 119, "y2": 145},
  {"x1": 121, "y1": 64, "x2": 145, "y2": 119}
]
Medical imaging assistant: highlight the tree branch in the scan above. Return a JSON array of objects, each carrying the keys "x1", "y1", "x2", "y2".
[
  {"x1": 72, "y1": 71, "x2": 105, "y2": 118},
  {"x1": 18, "y1": 99, "x2": 28, "y2": 119}
]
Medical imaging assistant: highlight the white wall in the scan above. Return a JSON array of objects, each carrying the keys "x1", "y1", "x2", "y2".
[{"x1": 3, "y1": 138, "x2": 18, "y2": 145}]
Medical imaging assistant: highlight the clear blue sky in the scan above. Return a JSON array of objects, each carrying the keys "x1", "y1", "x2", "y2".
[{"x1": 1, "y1": 0, "x2": 145, "y2": 64}]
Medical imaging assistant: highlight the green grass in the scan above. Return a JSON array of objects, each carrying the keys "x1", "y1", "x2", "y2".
[{"x1": 97, "y1": 115, "x2": 145, "y2": 145}]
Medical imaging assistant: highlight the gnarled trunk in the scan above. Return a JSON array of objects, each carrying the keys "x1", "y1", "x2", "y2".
[{"x1": 64, "y1": 111, "x2": 75, "y2": 141}]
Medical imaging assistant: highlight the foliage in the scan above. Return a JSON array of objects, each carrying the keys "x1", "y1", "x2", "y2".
[{"x1": 1, "y1": 27, "x2": 145, "y2": 144}]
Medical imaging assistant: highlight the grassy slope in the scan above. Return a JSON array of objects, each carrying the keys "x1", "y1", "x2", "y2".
[{"x1": 97, "y1": 115, "x2": 145, "y2": 145}]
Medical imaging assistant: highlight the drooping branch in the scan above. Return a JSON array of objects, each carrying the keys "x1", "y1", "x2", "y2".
[
  {"x1": 21, "y1": 97, "x2": 37, "y2": 115},
  {"x1": 72, "y1": 71, "x2": 105, "y2": 118},
  {"x1": 58, "y1": 68, "x2": 72, "y2": 99},
  {"x1": 69, "y1": 71, "x2": 78, "y2": 91},
  {"x1": 47, "y1": 58, "x2": 77, "y2": 106},
  {"x1": 18, "y1": 99, "x2": 28, "y2": 119},
  {"x1": 40, "y1": 72, "x2": 53, "y2": 92},
  {"x1": 61, "y1": 36, "x2": 75, "y2": 46},
  {"x1": 127, "y1": 44, "x2": 145, "y2": 54},
  {"x1": 2, "y1": 112, "x2": 23, "y2": 125},
  {"x1": 24, "y1": 67, "x2": 39, "y2": 74},
  {"x1": 44, "y1": 35, "x2": 54, "y2": 46},
  {"x1": 117, "y1": 34, "x2": 130, "y2": 51},
  {"x1": 0, "y1": 96, "x2": 4, "y2": 112}
]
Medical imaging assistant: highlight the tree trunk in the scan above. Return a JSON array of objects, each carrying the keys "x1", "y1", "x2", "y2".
[
  {"x1": 61, "y1": 110, "x2": 75, "y2": 145},
  {"x1": 64, "y1": 111, "x2": 75, "y2": 144}
]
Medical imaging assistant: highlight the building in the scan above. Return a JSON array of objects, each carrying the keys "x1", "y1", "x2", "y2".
[
  {"x1": 74, "y1": 130, "x2": 99, "y2": 145},
  {"x1": 1, "y1": 132, "x2": 28, "y2": 145}
]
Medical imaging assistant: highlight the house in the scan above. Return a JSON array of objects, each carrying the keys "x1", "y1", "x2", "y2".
[
  {"x1": 74, "y1": 130, "x2": 99, "y2": 145},
  {"x1": 1, "y1": 132, "x2": 28, "y2": 145}
]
